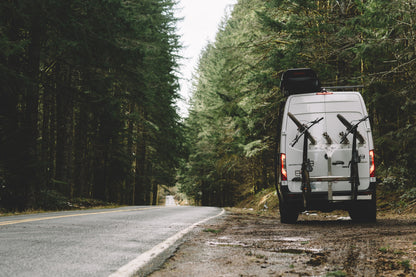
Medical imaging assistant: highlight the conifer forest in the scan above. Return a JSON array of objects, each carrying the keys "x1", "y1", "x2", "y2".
[{"x1": 1, "y1": 0, "x2": 416, "y2": 210}]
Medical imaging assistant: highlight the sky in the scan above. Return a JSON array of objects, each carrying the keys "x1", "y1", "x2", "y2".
[{"x1": 175, "y1": 0, "x2": 238, "y2": 117}]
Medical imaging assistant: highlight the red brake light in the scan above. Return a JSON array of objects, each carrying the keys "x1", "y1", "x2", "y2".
[
  {"x1": 316, "y1": 92, "x2": 333, "y2": 95},
  {"x1": 280, "y1": 153, "x2": 287, "y2": 181},
  {"x1": 369, "y1": 150, "x2": 375, "y2": 177}
]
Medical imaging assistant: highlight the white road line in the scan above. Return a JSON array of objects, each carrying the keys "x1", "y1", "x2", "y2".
[{"x1": 109, "y1": 208, "x2": 225, "y2": 277}]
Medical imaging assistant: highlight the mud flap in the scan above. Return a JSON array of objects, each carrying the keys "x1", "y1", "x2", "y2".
[
  {"x1": 349, "y1": 190, "x2": 377, "y2": 222},
  {"x1": 279, "y1": 202, "x2": 299, "y2": 224}
]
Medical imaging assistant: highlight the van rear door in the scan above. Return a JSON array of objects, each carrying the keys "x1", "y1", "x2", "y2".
[
  {"x1": 283, "y1": 92, "x2": 372, "y2": 194},
  {"x1": 322, "y1": 92, "x2": 372, "y2": 193}
]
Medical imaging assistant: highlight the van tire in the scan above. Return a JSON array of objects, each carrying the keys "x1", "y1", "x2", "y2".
[
  {"x1": 349, "y1": 200, "x2": 376, "y2": 223},
  {"x1": 279, "y1": 202, "x2": 299, "y2": 224}
]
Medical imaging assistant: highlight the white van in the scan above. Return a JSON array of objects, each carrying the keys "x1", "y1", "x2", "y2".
[{"x1": 277, "y1": 69, "x2": 376, "y2": 223}]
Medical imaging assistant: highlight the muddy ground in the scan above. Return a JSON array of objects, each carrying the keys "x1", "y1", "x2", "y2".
[{"x1": 149, "y1": 209, "x2": 416, "y2": 277}]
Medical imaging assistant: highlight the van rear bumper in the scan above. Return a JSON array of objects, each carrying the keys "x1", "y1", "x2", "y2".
[{"x1": 280, "y1": 183, "x2": 376, "y2": 212}]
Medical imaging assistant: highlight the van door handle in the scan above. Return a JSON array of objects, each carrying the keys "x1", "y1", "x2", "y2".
[{"x1": 332, "y1": 161, "x2": 345, "y2": 165}]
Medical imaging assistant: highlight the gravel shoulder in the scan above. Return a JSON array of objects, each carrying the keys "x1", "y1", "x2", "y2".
[{"x1": 149, "y1": 209, "x2": 416, "y2": 277}]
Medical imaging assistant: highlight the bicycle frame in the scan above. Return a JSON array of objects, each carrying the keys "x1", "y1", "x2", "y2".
[
  {"x1": 288, "y1": 112, "x2": 323, "y2": 209},
  {"x1": 337, "y1": 114, "x2": 368, "y2": 202}
]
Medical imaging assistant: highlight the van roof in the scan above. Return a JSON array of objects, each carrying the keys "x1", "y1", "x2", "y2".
[{"x1": 286, "y1": 91, "x2": 367, "y2": 115}]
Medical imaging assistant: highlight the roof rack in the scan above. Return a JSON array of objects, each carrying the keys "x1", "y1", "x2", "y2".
[
  {"x1": 280, "y1": 68, "x2": 322, "y2": 96},
  {"x1": 322, "y1": 85, "x2": 364, "y2": 91}
]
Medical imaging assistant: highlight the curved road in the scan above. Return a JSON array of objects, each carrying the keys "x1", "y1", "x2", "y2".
[{"x1": 0, "y1": 206, "x2": 223, "y2": 277}]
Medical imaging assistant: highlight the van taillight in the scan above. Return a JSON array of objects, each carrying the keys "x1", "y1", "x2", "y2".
[
  {"x1": 369, "y1": 150, "x2": 375, "y2": 177},
  {"x1": 280, "y1": 153, "x2": 287, "y2": 181},
  {"x1": 316, "y1": 92, "x2": 333, "y2": 95}
]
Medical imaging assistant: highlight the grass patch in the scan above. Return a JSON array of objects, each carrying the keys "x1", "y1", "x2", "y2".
[
  {"x1": 326, "y1": 270, "x2": 347, "y2": 277},
  {"x1": 379, "y1": 246, "x2": 389, "y2": 253},
  {"x1": 203, "y1": 228, "x2": 222, "y2": 234},
  {"x1": 0, "y1": 197, "x2": 120, "y2": 217},
  {"x1": 235, "y1": 187, "x2": 279, "y2": 214},
  {"x1": 400, "y1": 260, "x2": 411, "y2": 270}
]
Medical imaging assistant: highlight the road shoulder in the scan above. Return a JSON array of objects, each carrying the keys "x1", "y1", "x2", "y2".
[{"x1": 149, "y1": 209, "x2": 416, "y2": 277}]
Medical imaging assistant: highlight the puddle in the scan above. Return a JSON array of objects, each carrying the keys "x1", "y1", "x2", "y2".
[
  {"x1": 277, "y1": 248, "x2": 307, "y2": 254},
  {"x1": 271, "y1": 236, "x2": 325, "y2": 255},
  {"x1": 336, "y1": 216, "x2": 351, "y2": 221},
  {"x1": 206, "y1": 240, "x2": 248, "y2": 247},
  {"x1": 275, "y1": 246, "x2": 324, "y2": 254},
  {"x1": 276, "y1": 236, "x2": 309, "y2": 242},
  {"x1": 302, "y1": 211, "x2": 318, "y2": 216},
  {"x1": 324, "y1": 215, "x2": 352, "y2": 221}
]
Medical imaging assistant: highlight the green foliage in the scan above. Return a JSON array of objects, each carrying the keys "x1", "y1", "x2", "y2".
[
  {"x1": 400, "y1": 188, "x2": 416, "y2": 202},
  {"x1": 326, "y1": 271, "x2": 347, "y2": 277},
  {"x1": 203, "y1": 228, "x2": 222, "y2": 234},
  {"x1": 2, "y1": 0, "x2": 415, "y2": 209},
  {"x1": 181, "y1": 0, "x2": 416, "y2": 206},
  {"x1": 36, "y1": 190, "x2": 70, "y2": 211},
  {"x1": 0, "y1": 0, "x2": 182, "y2": 210},
  {"x1": 400, "y1": 259, "x2": 411, "y2": 270},
  {"x1": 379, "y1": 246, "x2": 390, "y2": 253}
]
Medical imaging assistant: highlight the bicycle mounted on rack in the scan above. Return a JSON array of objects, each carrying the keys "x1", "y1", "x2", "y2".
[
  {"x1": 337, "y1": 114, "x2": 369, "y2": 202},
  {"x1": 287, "y1": 113, "x2": 323, "y2": 210}
]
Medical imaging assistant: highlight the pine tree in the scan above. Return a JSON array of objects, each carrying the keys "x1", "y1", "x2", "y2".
[
  {"x1": 182, "y1": 0, "x2": 416, "y2": 205},
  {"x1": 0, "y1": 0, "x2": 182, "y2": 210}
]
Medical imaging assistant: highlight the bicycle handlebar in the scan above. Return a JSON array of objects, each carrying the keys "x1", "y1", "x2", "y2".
[
  {"x1": 337, "y1": 114, "x2": 368, "y2": 144},
  {"x1": 288, "y1": 112, "x2": 323, "y2": 147}
]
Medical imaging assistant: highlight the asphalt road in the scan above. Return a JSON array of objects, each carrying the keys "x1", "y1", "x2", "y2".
[{"x1": 0, "y1": 206, "x2": 223, "y2": 277}]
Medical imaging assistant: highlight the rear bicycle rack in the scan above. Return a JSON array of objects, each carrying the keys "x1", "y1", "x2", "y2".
[
  {"x1": 287, "y1": 113, "x2": 323, "y2": 209},
  {"x1": 337, "y1": 114, "x2": 368, "y2": 202},
  {"x1": 292, "y1": 175, "x2": 349, "y2": 201}
]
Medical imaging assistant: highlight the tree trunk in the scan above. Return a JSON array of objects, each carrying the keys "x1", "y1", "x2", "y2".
[
  {"x1": 22, "y1": 5, "x2": 43, "y2": 207},
  {"x1": 55, "y1": 64, "x2": 74, "y2": 197}
]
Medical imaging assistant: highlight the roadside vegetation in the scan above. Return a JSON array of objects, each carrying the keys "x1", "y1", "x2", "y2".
[
  {"x1": 2, "y1": 0, "x2": 416, "y2": 212},
  {"x1": 234, "y1": 185, "x2": 416, "y2": 218},
  {"x1": 0, "y1": 0, "x2": 182, "y2": 211},
  {"x1": 179, "y1": 0, "x2": 416, "y2": 207}
]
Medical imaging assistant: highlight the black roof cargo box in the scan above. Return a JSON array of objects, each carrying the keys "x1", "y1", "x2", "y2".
[{"x1": 280, "y1": 68, "x2": 321, "y2": 96}]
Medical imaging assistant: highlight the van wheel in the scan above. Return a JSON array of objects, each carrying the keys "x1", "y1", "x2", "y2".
[
  {"x1": 349, "y1": 200, "x2": 376, "y2": 223},
  {"x1": 279, "y1": 202, "x2": 299, "y2": 224}
]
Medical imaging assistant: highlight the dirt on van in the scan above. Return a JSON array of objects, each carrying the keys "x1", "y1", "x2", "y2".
[{"x1": 149, "y1": 208, "x2": 416, "y2": 277}]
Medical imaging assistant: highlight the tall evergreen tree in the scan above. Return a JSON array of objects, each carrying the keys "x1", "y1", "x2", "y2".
[
  {"x1": 0, "y1": 0, "x2": 182, "y2": 210},
  {"x1": 182, "y1": 0, "x2": 416, "y2": 206}
]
